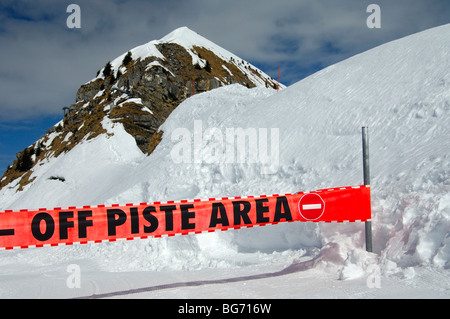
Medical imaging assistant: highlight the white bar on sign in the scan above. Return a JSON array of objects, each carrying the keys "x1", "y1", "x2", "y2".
[{"x1": 302, "y1": 204, "x2": 322, "y2": 210}]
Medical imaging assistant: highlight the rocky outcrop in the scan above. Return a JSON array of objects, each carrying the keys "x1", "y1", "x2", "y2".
[
  {"x1": 0, "y1": 30, "x2": 279, "y2": 191},
  {"x1": 72, "y1": 42, "x2": 275, "y2": 153}
]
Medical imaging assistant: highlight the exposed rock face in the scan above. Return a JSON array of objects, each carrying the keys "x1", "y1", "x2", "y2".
[
  {"x1": 0, "y1": 27, "x2": 279, "y2": 191},
  {"x1": 71, "y1": 41, "x2": 277, "y2": 153}
]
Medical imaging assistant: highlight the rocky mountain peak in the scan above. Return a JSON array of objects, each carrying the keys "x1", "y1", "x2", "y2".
[{"x1": 0, "y1": 27, "x2": 280, "y2": 191}]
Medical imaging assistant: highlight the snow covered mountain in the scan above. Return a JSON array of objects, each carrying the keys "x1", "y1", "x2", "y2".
[
  {"x1": 0, "y1": 24, "x2": 449, "y2": 298},
  {"x1": 93, "y1": 26, "x2": 279, "y2": 89},
  {"x1": 0, "y1": 27, "x2": 281, "y2": 192}
]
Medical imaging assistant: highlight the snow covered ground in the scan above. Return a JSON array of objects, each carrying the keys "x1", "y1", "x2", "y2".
[{"x1": 1, "y1": 24, "x2": 449, "y2": 299}]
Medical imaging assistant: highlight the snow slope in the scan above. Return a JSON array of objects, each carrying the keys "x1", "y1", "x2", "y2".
[{"x1": 1, "y1": 24, "x2": 449, "y2": 298}]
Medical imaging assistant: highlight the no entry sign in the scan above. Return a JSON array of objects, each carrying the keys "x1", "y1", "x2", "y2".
[
  {"x1": 0, "y1": 185, "x2": 371, "y2": 250},
  {"x1": 299, "y1": 193, "x2": 325, "y2": 221}
]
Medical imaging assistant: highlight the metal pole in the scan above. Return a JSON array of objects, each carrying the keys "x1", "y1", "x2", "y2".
[{"x1": 362, "y1": 126, "x2": 373, "y2": 253}]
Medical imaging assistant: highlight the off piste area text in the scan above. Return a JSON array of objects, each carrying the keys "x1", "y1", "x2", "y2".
[{"x1": 27, "y1": 195, "x2": 294, "y2": 243}]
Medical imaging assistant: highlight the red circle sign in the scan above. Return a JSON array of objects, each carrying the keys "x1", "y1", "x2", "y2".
[{"x1": 298, "y1": 193, "x2": 325, "y2": 221}]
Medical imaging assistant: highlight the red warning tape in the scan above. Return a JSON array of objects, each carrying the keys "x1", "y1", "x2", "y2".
[{"x1": 0, "y1": 185, "x2": 370, "y2": 250}]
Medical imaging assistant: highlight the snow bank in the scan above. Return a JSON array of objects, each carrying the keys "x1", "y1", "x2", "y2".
[
  {"x1": 111, "y1": 23, "x2": 450, "y2": 273},
  {"x1": 0, "y1": 119, "x2": 144, "y2": 209}
]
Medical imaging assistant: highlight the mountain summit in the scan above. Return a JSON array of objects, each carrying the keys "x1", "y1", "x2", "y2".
[{"x1": 0, "y1": 27, "x2": 280, "y2": 191}]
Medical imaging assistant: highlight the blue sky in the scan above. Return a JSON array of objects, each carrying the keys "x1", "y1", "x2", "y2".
[{"x1": 0, "y1": 0, "x2": 449, "y2": 172}]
